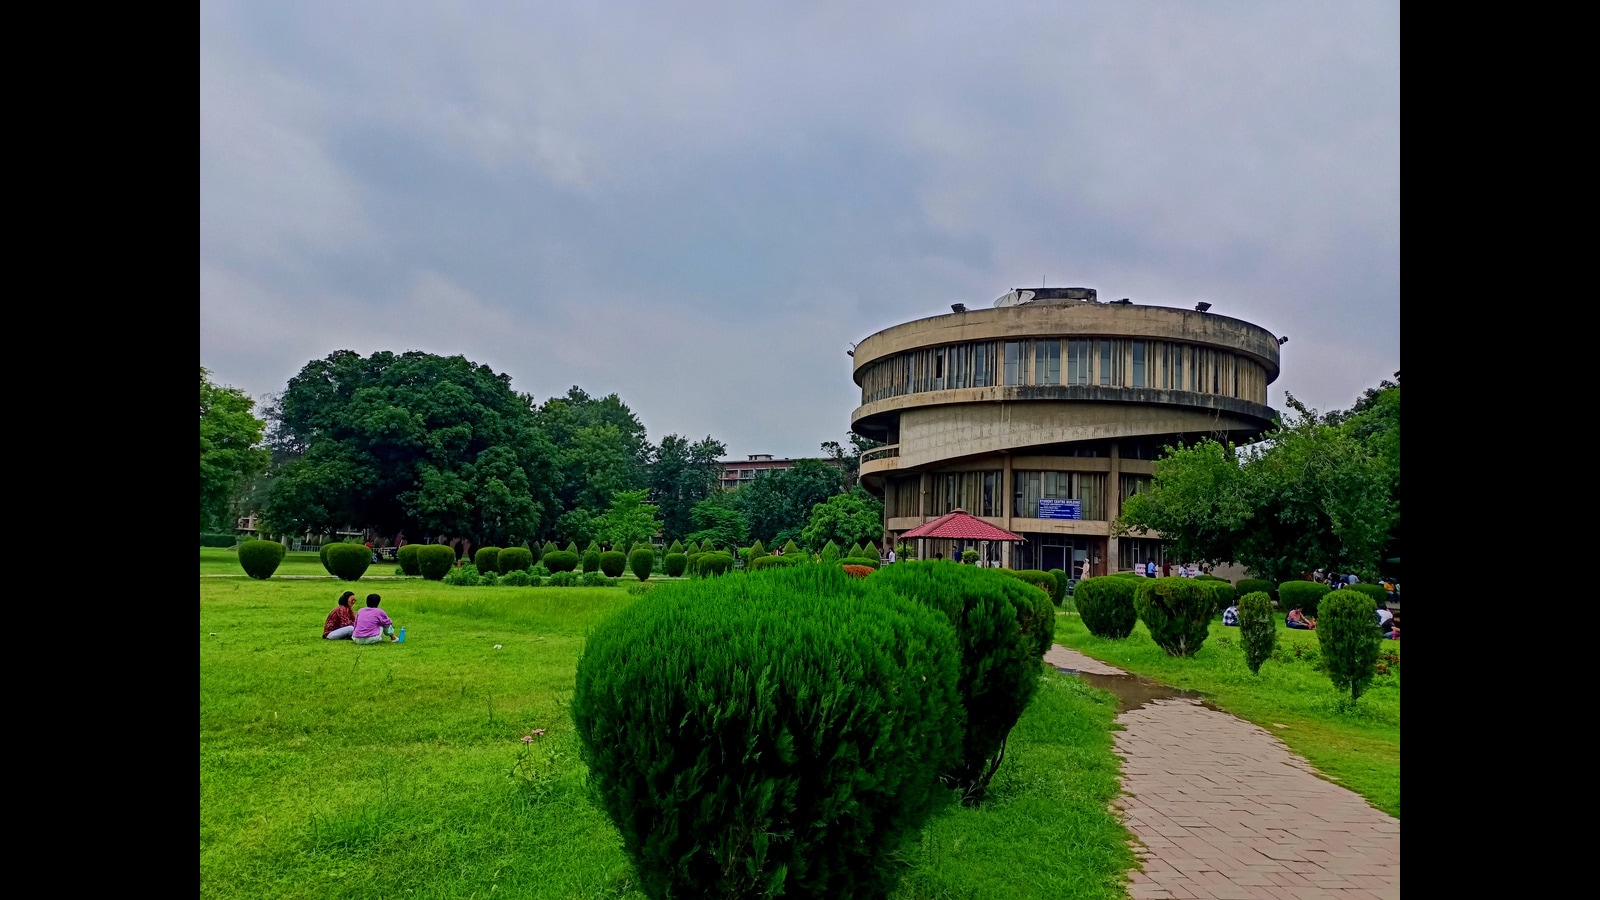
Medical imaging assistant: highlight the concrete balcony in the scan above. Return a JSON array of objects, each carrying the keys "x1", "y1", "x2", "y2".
[{"x1": 859, "y1": 444, "x2": 901, "y2": 479}]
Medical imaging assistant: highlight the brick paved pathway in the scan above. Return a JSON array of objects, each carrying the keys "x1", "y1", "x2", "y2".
[{"x1": 1048, "y1": 647, "x2": 1400, "y2": 900}]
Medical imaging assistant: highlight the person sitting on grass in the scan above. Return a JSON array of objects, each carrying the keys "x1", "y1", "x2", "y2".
[
  {"x1": 352, "y1": 593, "x2": 397, "y2": 645},
  {"x1": 1286, "y1": 607, "x2": 1315, "y2": 630},
  {"x1": 1384, "y1": 615, "x2": 1400, "y2": 640},
  {"x1": 323, "y1": 591, "x2": 357, "y2": 640},
  {"x1": 1222, "y1": 598, "x2": 1241, "y2": 626}
]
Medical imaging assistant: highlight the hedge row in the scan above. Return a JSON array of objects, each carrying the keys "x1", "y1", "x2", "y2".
[
  {"x1": 1278, "y1": 581, "x2": 1331, "y2": 618},
  {"x1": 200, "y1": 533, "x2": 237, "y2": 548}
]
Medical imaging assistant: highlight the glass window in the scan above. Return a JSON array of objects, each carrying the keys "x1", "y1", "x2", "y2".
[
  {"x1": 1132, "y1": 341, "x2": 1146, "y2": 387},
  {"x1": 974, "y1": 343, "x2": 992, "y2": 387},
  {"x1": 1004, "y1": 342, "x2": 1023, "y2": 386},
  {"x1": 1174, "y1": 346, "x2": 1185, "y2": 391},
  {"x1": 1099, "y1": 341, "x2": 1113, "y2": 386},
  {"x1": 1035, "y1": 340, "x2": 1060, "y2": 385},
  {"x1": 1067, "y1": 339, "x2": 1089, "y2": 385}
]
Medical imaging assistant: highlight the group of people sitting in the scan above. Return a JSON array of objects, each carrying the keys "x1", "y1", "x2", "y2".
[
  {"x1": 1221, "y1": 598, "x2": 1398, "y2": 640},
  {"x1": 322, "y1": 591, "x2": 398, "y2": 644}
]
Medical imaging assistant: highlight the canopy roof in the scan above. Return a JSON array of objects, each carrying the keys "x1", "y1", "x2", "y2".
[{"x1": 899, "y1": 509, "x2": 1025, "y2": 542}]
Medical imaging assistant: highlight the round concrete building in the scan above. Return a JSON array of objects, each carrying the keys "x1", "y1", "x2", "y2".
[{"x1": 852, "y1": 287, "x2": 1281, "y2": 575}]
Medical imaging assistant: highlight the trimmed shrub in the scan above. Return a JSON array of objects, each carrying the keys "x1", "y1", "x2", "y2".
[
  {"x1": 547, "y1": 570, "x2": 579, "y2": 587},
  {"x1": 1134, "y1": 578, "x2": 1213, "y2": 657},
  {"x1": 1278, "y1": 581, "x2": 1332, "y2": 618},
  {"x1": 397, "y1": 544, "x2": 421, "y2": 576},
  {"x1": 961, "y1": 549, "x2": 979, "y2": 564},
  {"x1": 500, "y1": 569, "x2": 532, "y2": 587},
  {"x1": 581, "y1": 571, "x2": 615, "y2": 587},
  {"x1": 527, "y1": 542, "x2": 543, "y2": 565},
  {"x1": 1238, "y1": 592, "x2": 1276, "y2": 675},
  {"x1": 782, "y1": 539, "x2": 801, "y2": 558},
  {"x1": 1196, "y1": 573, "x2": 1228, "y2": 583},
  {"x1": 565, "y1": 541, "x2": 579, "y2": 555},
  {"x1": 1200, "y1": 580, "x2": 1236, "y2": 615},
  {"x1": 1005, "y1": 569, "x2": 1055, "y2": 595},
  {"x1": 663, "y1": 552, "x2": 688, "y2": 577},
  {"x1": 1236, "y1": 578, "x2": 1275, "y2": 602},
  {"x1": 748, "y1": 555, "x2": 798, "y2": 572},
  {"x1": 1348, "y1": 583, "x2": 1388, "y2": 606},
  {"x1": 748, "y1": 540, "x2": 767, "y2": 560},
  {"x1": 839, "y1": 556, "x2": 880, "y2": 570},
  {"x1": 599, "y1": 551, "x2": 627, "y2": 578},
  {"x1": 848, "y1": 542, "x2": 865, "y2": 559},
  {"x1": 530, "y1": 563, "x2": 551, "y2": 578},
  {"x1": 629, "y1": 548, "x2": 654, "y2": 580},
  {"x1": 238, "y1": 540, "x2": 285, "y2": 579},
  {"x1": 582, "y1": 550, "x2": 601, "y2": 573},
  {"x1": 319, "y1": 542, "x2": 336, "y2": 575},
  {"x1": 481, "y1": 570, "x2": 500, "y2": 586},
  {"x1": 697, "y1": 552, "x2": 735, "y2": 577},
  {"x1": 586, "y1": 540, "x2": 602, "y2": 556},
  {"x1": 572, "y1": 564, "x2": 961, "y2": 899},
  {"x1": 498, "y1": 546, "x2": 533, "y2": 574},
  {"x1": 1320, "y1": 592, "x2": 1382, "y2": 700},
  {"x1": 417, "y1": 545, "x2": 456, "y2": 580},
  {"x1": 541, "y1": 541, "x2": 557, "y2": 559},
  {"x1": 200, "y1": 532, "x2": 237, "y2": 548},
  {"x1": 1047, "y1": 569, "x2": 1068, "y2": 606},
  {"x1": 444, "y1": 563, "x2": 483, "y2": 586},
  {"x1": 544, "y1": 550, "x2": 580, "y2": 573},
  {"x1": 842, "y1": 564, "x2": 874, "y2": 578},
  {"x1": 626, "y1": 582, "x2": 656, "y2": 596},
  {"x1": 871, "y1": 560, "x2": 1054, "y2": 805},
  {"x1": 821, "y1": 540, "x2": 840, "y2": 564},
  {"x1": 685, "y1": 552, "x2": 703, "y2": 576},
  {"x1": 1073, "y1": 576, "x2": 1138, "y2": 639},
  {"x1": 324, "y1": 543, "x2": 372, "y2": 581},
  {"x1": 474, "y1": 547, "x2": 502, "y2": 574},
  {"x1": 668, "y1": 539, "x2": 684, "y2": 554}
]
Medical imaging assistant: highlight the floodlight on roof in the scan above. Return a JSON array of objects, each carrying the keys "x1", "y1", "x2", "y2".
[
  {"x1": 1195, "y1": 302, "x2": 1212, "y2": 312},
  {"x1": 951, "y1": 303, "x2": 967, "y2": 313},
  {"x1": 1278, "y1": 336, "x2": 1289, "y2": 345}
]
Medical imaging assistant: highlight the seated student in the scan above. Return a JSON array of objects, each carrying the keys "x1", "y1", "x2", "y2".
[
  {"x1": 1222, "y1": 599, "x2": 1241, "y2": 626},
  {"x1": 1286, "y1": 607, "x2": 1315, "y2": 630},
  {"x1": 323, "y1": 591, "x2": 357, "y2": 640},
  {"x1": 1375, "y1": 606, "x2": 1394, "y2": 631},
  {"x1": 352, "y1": 594, "x2": 398, "y2": 645},
  {"x1": 1384, "y1": 615, "x2": 1400, "y2": 640}
]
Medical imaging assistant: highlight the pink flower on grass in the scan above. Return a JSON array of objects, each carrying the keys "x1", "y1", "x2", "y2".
[
  {"x1": 533, "y1": 728, "x2": 546, "y2": 736},
  {"x1": 521, "y1": 729, "x2": 546, "y2": 743}
]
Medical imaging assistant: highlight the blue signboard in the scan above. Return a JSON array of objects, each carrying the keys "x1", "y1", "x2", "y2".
[{"x1": 1037, "y1": 498, "x2": 1082, "y2": 520}]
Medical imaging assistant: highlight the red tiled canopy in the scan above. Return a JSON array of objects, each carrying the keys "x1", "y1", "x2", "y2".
[{"x1": 898, "y1": 509, "x2": 1025, "y2": 542}]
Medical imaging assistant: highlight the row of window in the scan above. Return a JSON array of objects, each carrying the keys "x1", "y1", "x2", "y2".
[
  {"x1": 859, "y1": 338, "x2": 1268, "y2": 405},
  {"x1": 887, "y1": 472, "x2": 1155, "y2": 521}
]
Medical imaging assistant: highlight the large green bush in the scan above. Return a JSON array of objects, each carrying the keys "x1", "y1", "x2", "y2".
[
  {"x1": 1134, "y1": 578, "x2": 1213, "y2": 657},
  {"x1": 572, "y1": 565, "x2": 961, "y2": 899},
  {"x1": 238, "y1": 540, "x2": 285, "y2": 579},
  {"x1": 200, "y1": 532, "x2": 237, "y2": 548},
  {"x1": 319, "y1": 542, "x2": 336, "y2": 575},
  {"x1": 782, "y1": 539, "x2": 802, "y2": 558},
  {"x1": 474, "y1": 547, "x2": 501, "y2": 574},
  {"x1": 417, "y1": 545, "x2": 456, "y2": 580},
  {"x1": 871, "y1": 561, "x2": 1054, "y2": 805},
  {"x1": 821, "y1": 540, "x2": 840, "y2": 564},
  {"x1": 748, "y1": 540, "x2": 767, "y2": 561},
  {"x1": 685, "y1": 552, "x2": 703, "y2": 576},
  {"x1": 598, "y1": 551, "x2": 627, "y2": 578},
  {"x1": 1319, "y1": 592, "x2": 1382, "y2": 700},
  {"x1": 498, "y1": 547, "x2": 533, "y2": 574},
  {"x1": 547, "y1": 570, "x2": 579, "y2": 587},
  {"x1": 541, "y1": 541, "x2": 557, "y2": 560},
  {"x1": 527, "y1": 542, "x2": 543, "y2": 565},
  {"x1": 397, "y1": 544, "x2": 421, "y2": 576},
  {"x1": 839, "y1": 556, "x2": 880, "y2": 570},
  {"x1": 628, "y1": 548, "x2": 653, "y2": 581},
  {"x1": 324, "y1": 543, "x2": 372, "y2": 581},
  {"x1": 668, "y1": 539, "x2": 684, "y2": 554},
  {"x1": 1073, "y1": 577, "x2": 1138, "y2": 639},
  {"x1": 565, "y1": 541, "x2": 579, "y2": 555},
  {"x1": 1045, "y1": 569, "x2": 1067, "y2": 605},
  {"x1": 1236, "y1": 578, "x2": 1275, "y2": 601},
  {"x1": 1348, "y1": 583, "x2": 1388, "y2": 606},
  {"x1": 1278, "y1": 581, "x2": 1332, "y2": 618},
  {"x1": 663, "y1": 552, "x2": 688, "y2": 577},
  {"x1": 1238, "y1": 592, "x2": 1277, "y2": 675},
  {"x1": 543, "y1": 550, "x2": 579, "y2": 573},
  {"x1": 500, "y1": 569, "x2": 534, "y2": 587},
  {"x1": 747, "y1": 555, "x2": 798, "y2": 572},
  {"x1": 1005, "y1": 569, "x2": 1055, "y2": 596},
  {"x1": 1200, "y1": 581, "x2": 1237, "y2": 615},
  {"x1": 697, "y1": 552, "x2": 735, "y2": 577},
  {"x1": 582, "y1": 550, "x2": 601, "y2": 573}
]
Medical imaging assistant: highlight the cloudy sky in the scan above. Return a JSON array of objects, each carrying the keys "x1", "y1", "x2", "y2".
[{"x1": 200, "y1": 2, "x2": 1398, "y2": 460}]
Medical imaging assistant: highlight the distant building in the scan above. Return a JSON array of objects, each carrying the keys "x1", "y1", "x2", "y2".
[
  {"x1": 851, "y1": 287, "x2": 1281, "y2": 574},
  {"x1": 718, "y1": 454, "x2": 846, "y2": 490}
]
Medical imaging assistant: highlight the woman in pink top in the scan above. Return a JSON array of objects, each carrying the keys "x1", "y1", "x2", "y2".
[{"x1": 352, "y1": 594, "x2": 397, "y2": 645}]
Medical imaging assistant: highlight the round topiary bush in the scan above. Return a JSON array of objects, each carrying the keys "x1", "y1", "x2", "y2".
[
  {"x1": 1278, "y1": 581, "x2": 1332, "y2": 618},
  {"x1": 871, "y1": 560, "x2": 1054, "y2": 805},
  {"x1": 498, "y1": 546, "x2": 533, "y2": 574},
  {"x1": 628, "y1": 548, "x2": 654, "y2": 581},
  {"x1": 397, "y1": 544, "x2": 421, "y2": 576},
  {"x1": 527, "y1": 542, "x2": 543, "y2": 566},
  {"x1": 599, "y1": 551, "x2": 627, "y2": 578},
  {"x1": 324, "y1": 543, "x2": 372, "y2": 581},
  {"x1": 1134, "y1": 578, "x2": 1213, "y2": 657},
  {"x1": 1005, "y1": 569, "x2": 1055, "y2": 595},
  {"x1": 582, "y1": 550, "x2": 602, "y2": 573},
  {"x1": 547, "y1": 570, "x2": 579, "y2": 587},
  {"x1": 1236, "y1": 578, "x2": 1275, "y2": 602},
  {"x1": 1348, "y1": 583, "x2": 1388, "y2": 606},
  {"x1": 500, "y1": 569, "x2": 532, "y2": 587},
  {"x1": 1238, "y1": 591, "x2": 1277, "y2": 675},
  {"x1": 697, "y1": 552, "x2": 735, "y2": 577},
  {"x1": 748, "y1": 555, "x2": 798, "y2": 572},
  {"x1": 663, "y1": 552, "x2": 688, "y2": 577},
  {"x1": 417, "y1": 545, "x2": 456, "y2": 580},
  {"x1": 541, "y1": 541, "x2": 557, "y2": 560},
  {"x1": 1073, "y1": 576, "x2": 1138, "y2": 639},
  {"x1": 238, "y1": 540, "x2": 286, "y2": 579},
  {"x1": 572, "y1": 564, "x2": 961, "y2": 899},
  {"x1": 839, "y1": 556, "x2": 880, "y2": 570},
  {"x1": 961, "y1": 549, "x2": 980, "y2": 564},
  {"x1": 474, "y1": 547, "x2": 502, "y2": 575},
  {"x1": 1200, "y1": 581, "x2": 1237, "y2": 616},
  {"x1": 1047, "y1": 568, "x2": 1068, "y2": 606},
  {"x1": 1319, "y1": 592, "x2": 1382, "y2": 700},
  {"x1": 543, "y1": 550, "x2": 580, "y2": 573},
  {"x1": 319, "y1": 542, "x2": 337, "y2": 576}
]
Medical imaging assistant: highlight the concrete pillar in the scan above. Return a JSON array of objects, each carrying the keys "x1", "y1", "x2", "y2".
[
  {"x1": 1002, "y1": 452, "x2": 1014, "y2": 569},
  {"x1": 918, "y1": 471, "x2": 929, "y2": 562},
  {"x1": 1106, "y1": 440, "x2": 1121, "y2": 574}
]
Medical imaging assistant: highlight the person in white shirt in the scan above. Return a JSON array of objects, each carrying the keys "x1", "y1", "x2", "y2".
[
  {"x1": 886, "y1": 547, "x2": 896, "y2": 564},
  {"x1": 1223, "y1": 600, "x2": 1240, "y2": 626}
]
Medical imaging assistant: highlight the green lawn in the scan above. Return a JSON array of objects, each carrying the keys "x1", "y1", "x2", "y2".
[
  {"x1": 1054, "y1": 615, "x2": 1400, "y2": 818},
  {"x1": 202, "y1": 578, "x2": 1134, "y2": 899}
]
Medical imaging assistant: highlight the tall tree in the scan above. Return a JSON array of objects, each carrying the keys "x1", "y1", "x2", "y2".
[
  {"x1": 200, "y1": 367, "x2": 269, "y2": 531},
  {"x1": 800, "y1": 487, "x2": 884, "y2": 551},
  {"x1": 734, "y1": 458, "x2": 849, "y2": 545},
  {"x1": 685, "y1": 491, "x2": 750, "y2": 549},
  {"x1": 820, "y1": 433, "x2": 885, "y2": 485},
  {"x1": 649, "y1": 434, "x2": 727, "y2": 540},
  {"x1": 593, "y1": 489, "x2": 662, "y2": 549},
  {"x1": 534, "y1": 387, "x2": 652, "y2": 534},
  {"x1": 260, "y1": 350, "x2": 556, "y2": 545}
]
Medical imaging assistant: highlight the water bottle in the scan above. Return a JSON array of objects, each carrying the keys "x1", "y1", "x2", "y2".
[{"x1": 397, "y1": 626, "x2": 406, "y2": 643}]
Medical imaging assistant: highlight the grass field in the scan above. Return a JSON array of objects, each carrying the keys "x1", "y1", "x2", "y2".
[
  {"x1": 201, "y1": 578, "x2": 1134, "y2": 899},
  {"x1": 1055, "y1": 615, "x2": 1400, "y2": 818}
]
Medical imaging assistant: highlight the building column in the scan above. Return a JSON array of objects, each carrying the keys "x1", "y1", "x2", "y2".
[
  {"x1": 1002, "y1": 452, "x2": 1014, "y2": 569},
  {"x1": 918, "y1": 471, "x2": 929, "y2": 562},
  {"x1": 1105, "y1": 440, "x2": 1121, "y2": 575}
]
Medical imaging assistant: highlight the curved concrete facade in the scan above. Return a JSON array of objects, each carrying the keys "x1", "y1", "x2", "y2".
[{"x1": 851, "y1": 292, "x2": 1280, "y2": 575}]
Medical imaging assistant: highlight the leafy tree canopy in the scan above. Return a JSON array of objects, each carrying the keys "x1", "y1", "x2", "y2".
[
  {"x1": 800, "y1": 487, "x2": 884, "y2": 552},
  {"x1": 200, "y1": 367, "x2": 269, "y2": 532},
  {"x1": 732, "y1": 458, "x2": 849, "y2": 545},
  {"x1": 535, "y1": 387, "x2": 651, "y2": 515},
  {"x1": 685, "y1": 490, "x2": 750, "y2": 549},
  {"x1": 649, "y1": 434, "x2": 726, "y2": 540},
  {"x1": 593, "y1": 489, "x2": 662, "y2": 549}
]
